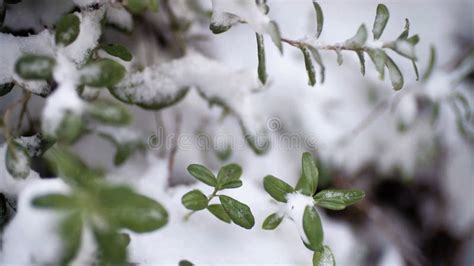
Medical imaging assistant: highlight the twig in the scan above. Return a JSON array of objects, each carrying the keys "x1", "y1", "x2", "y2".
[{"x1": 167, "y1": 112, "x2": 182, "y2": 187}]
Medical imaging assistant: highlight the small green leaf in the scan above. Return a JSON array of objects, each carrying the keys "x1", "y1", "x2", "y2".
[
  {"x1": 263, "y1": 175, "x2": 294, "y2": 203},
  {"x1": 397, "y1": 19, "x2": 410, "y2": 40},
  {"x1": 207, "y1": 204, "x2": 231, "y2": 223},
  {"x1": 422, "y1": 45, "x2": 436, "y2": 81},
  {"x1": 125, "y1": 0, "x2": 148, "y2": 14},
  {"x1": 303, "y1": 206, "x2": 324, "y2": 251},
  {"x1": 59, "y1": 212, "x2": 83, "y2": 265},
  {"x1": 56, "y1": 112, "x2": 83, "y2": 144},
  {"x1": 179, "y1": 260, "x2": 194, "y2": 266},
  {"x1": 148, "y1": 0, "x2": 159, "y2": 12},
  {"x1": 308, "y1": 46, "x2": 326, "y2": 83},
  {"x1": 210, "y1": 23, "x2": 232, "y2": 34},
  {"x1": 268, "y1": 21, "x2": 283, "y2": 54},
  {"x1": 262, "y1": 213, "x2": 284, "y2": 230},
  {"x1": 314, "y1": 189, "x2": 365, "y2": 210},
  {"x1": 313, "y1": 246, "x2": 335, "y2": 266},
  {"x1": 219, "y1": 195, "x2": 255, "y2": 229},
  {"x1": 300, "y1": 46, "x2": 316, "y2": 86},
  {"x1": 385, "y1": 54, "x2": 404, "y2": 91},
  {"x1": 113, "y1": 143, "x2": 137, "y2": 166},
  {"x1": 256, "y1": 33, "x2": 267, "y2": 84},
  {"x1": 301, "y1": 152, "x2": 319, "y2": 195},
  {"x1": 87, "y1": 99, "x2": 132, "y2": 125},
  {"x1": 217, "y1": 163, "x2": 242, "y2": 189},
  {"x1": 15, "y1": 55, "x2": 55, "y2": 80},
  {"x1": 312, "y1": 1, "x2": 324, "y2": 38},
  {"x1": 80, "y1": 59, "x2": 126, "y2": 88},
  {"x1": 187, "y1": 164, "x2": 217, "y2": 187},
  {"x1": 181, "y1": 190, "x2": 208, "y2": 211},
  {"x1": 101, "y1": 43, "x2": 133, "y2": 62},
  {"x1": 390, "y1": 40, "x2": 416, "y2": 60},
  {"x1": 367, "y1": 49, "x2": 386, "y2": 79},
  {"x1": 345, "y1": 24, "x2": 368, "y2": 49},
  {"x1": 55, "y1": 14, "x2": 80, "y2": 46},
  {"x1": 0, "y1": 83, "x2": 14, "y2": 97},
  {"x1": 32, "y1": 193, "x2": 77, "y2": 209},
  {"x1": 98, "y1": 185, "x2": 168, "y2": 232},
  {"x1": 372, "y1": 4, "x2": 389, "y2": 40},
  {"x1": 220, "y1": 179, "x2": 243, "y2": 190},
  {"x1": 93, "y1": 226, "x2": 127, "y2": 265},
  {"x1": 6, "y1": 141, "x2": 31, "y2": 179},
  {"x1": 356, "y1": 51, "x2": 366, "y2": 76}
]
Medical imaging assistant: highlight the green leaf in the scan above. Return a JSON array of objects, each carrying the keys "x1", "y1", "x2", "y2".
[
  {"x1": 268, "y1": 21, "x2": 283, "y2": 54},
  {"x1": 56, "y1": 112, "x2": 83, "y2": 144},
  {"x1": 367, "y1": 49, "x2": 386, "y2": 79},
  {"x1": 356, "y1": 51, "x2": 366, "y2": 76},
  {"x1": 32, "y1": 193, "x2": 77, "y2": 209},
  {"x1": 93, "y1": 226, "x2": 127, "y2": 265},
  {"x1": 0, "y1": 83, "x2": 14, "y2": 97},
  {"x1": 385, "y1": 54, "x2": 404, "y2": 91},
  {"x1": 372, "y1": 4, "x2": 389, "y2": 40},
  {"x1": 312, "y1": 1, "x2": 324, "y2": 38},
  {"x1": 263, "y1": 175, "x2": 294, "y2": 203},
  {"x1": 256, "y1": 33, "x2": 267, "y2": 84},
  {"x1": 125, "y1": 0, "x2": 148, "y2": 14},
  {"x1": 207, "y1": 204, "x2": 231, "y2": 223},
  {"x1": 6, "y1": 141, "x2": 31, "y2": 179},
  {"x1": 44, "y1": 147, "x2": 103, "y2": 187},
  {"x1": 148, "y1": 0, "x2": 159, "y2": 12},
  {"x1": 179, "y1": 260, "x2": 194, "y2": 266},
  {"x1": 217, "y1": 163, "x2": 242, "y2": 189},
  {"x1": 219, "y1": 195, "x2": 255, "y2": 229},
  {"x1": 220, "y1": 179, "x2": 243, "y2": 190},
  {"x1": 98, "y1": 185, "x2": 168, "y2": 232},
  {"x1": 300, "y1": 46, "x2": 316, "y2": 86},
  {"x1": 101, "y1": 43, "x2": 133, "y2": 62},
  {"x1": 308, "y1": 46, "x2": 326, "y2": 83},
  {"x1": 59, "y1": 212, "x2": 83, "y2": 265},
  {"x1": 313, "y1": 246, "x2": 335, "y2": 266},
  {"x1": 55, "y1": 14, "x2": 80, "y2": 46},
  {"x1": 79, "y1": 59, "x2": 126, "y2": 88},
  {"x1": 303, "y1": 206, "x2": 324, "y2": 251},
  {"x1": 87, "y1": 99, "x2": 132, "y2": 125},
  {"x1": 390, "y1": 40, "x2": 416, "y2": 60},
  {"x1": 422, "y1": 45, "x2": 436, "y2": 81},
  {"x1": 397, "y1": 19, "x2": 410, "y2": 40},
  {"x1": 113, "y1": 143, "x2": 136, "y2": 166},
  {"x1": 187, "y1": 164, "x2": 217, "y2": 187},
  {"x1": 301, "y1": 152, "x2": 319, "y2": 195},
  {"x1": 345, "y1": 24, "x2": 368, "y2": 49},
  {"x1": 314, "y1": 189, "x2": 365, "y2": 210},
  {"x1": 181, "y1": 190, "x2": 208, "y2": 211},
  {"x1": 262, "y1": 213, "x2": 284, "y2": 230},
  {"x1": 15, "y1": 55, "x2": 55, "y2": 80},
  {"x1": 210, "y1": 22, "x2": 232, "y2": 34}
]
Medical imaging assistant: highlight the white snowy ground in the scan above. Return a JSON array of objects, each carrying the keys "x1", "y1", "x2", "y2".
[{"x1": 0, "y1": 0, "x2": 473, "y2": 265}]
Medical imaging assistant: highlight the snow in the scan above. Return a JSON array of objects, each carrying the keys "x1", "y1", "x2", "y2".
[
  {"x1": 106, "y1": 4, "x2": 134, "y2": 33},
  {"x1": 63, "y1": 8, "x2": 105, "y2": 65},
  {"x1": 210, "y1": 0, "x2": 272, "y2": 34},
  {"x1": 0, "y1": 145, "x2": 39, "y2": 197},
  {"x1": 285, "y1": 192, "x2": 315, "y2": 244},
  {"x1": 0, "y1": 30, "x2": 54, "y2": 95},
  {"x1": 41, "y1": 54, "x2": 85, "y2": 138}
]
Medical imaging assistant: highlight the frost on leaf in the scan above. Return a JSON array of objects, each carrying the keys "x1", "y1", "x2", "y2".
[
  {"x1": 110, "y1": 52, "x2": 270, "y2": 154},
  {"x1": 210, "y1": 0, "x2": 281, "y2": 51},
  {"x1": 0, "y1": 31, "x2": 54, "y2": 95}
]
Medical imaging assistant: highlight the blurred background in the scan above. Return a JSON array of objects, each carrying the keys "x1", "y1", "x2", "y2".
[{"x1": 1, "y1": 0, "x2": 473, "y2": 265}]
